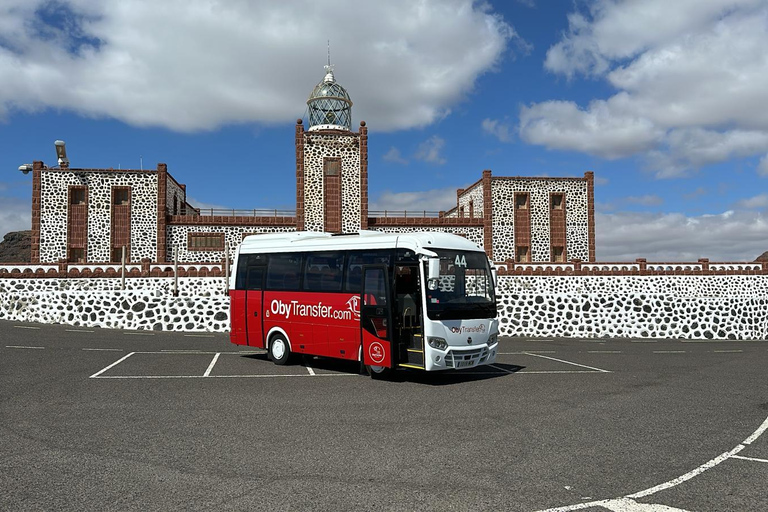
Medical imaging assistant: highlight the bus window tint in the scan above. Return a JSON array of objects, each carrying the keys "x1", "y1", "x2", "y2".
[
  {"x1": 266, "y1": 253, "x2": 302, "y2": 290},
  {"x1": 304, "y1": 252, "x2": 344, "y2": 292},
  {"x1": 345, "y1": 251, "x2": 392, "y2": 292},
  {"x1": 363, "y1": 268, "x2": 387, "y2": 306},
  {"x1": 235, "y1": 254, "x2": 266, "y2": 289}
]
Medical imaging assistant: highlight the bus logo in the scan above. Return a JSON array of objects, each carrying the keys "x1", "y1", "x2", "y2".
[
  {"x1": 346, "y1": 295, "x2": 361, "y2": 320},
  {"x1": 369, "y1": 341, "x2": 386, "y2": 364}
]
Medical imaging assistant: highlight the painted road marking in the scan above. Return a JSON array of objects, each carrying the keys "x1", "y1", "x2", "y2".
[
  {"x1": 653, "y1": 350, "x2": 687, "y2": 354},
  {"x1": 730, "y1": 454, "x2": 768, "y2": 464},
  {"x1": 6, "y1": 345, "x2": 44, "y2": 349},
  {"x1": 203, "y1": 353, "x2": 220, "y2": 377},
  {"x1": 523, "y1": 352, "x2": 611, "y2": 373},
  {"x1": 588, "y1": 350, "x2": 623, "y2": 354},
  {"x1": 306, "y1": 366, "x2": 316, "y2": 376},
  {"x1": 713, "y1": 350, "x2": 743, "y2": 353},
  {"x1": 537, "y1": 414, "x2": 768, "y2": 511},
  {"x1": 13, "y1": 326, "x2": 40, "y2": 330},
  {"x1": 90, "y1": 352, "x2": 135, "y2": 378},
  {"x1": 66, "y1": 329, "x2": 94, "y2": 333},
  {"x1": 92, "y1": 374, "x2": 356, "y2": 379},
  {"x1": 82, "y1": 348, "x2": 123, "y2": 352}
]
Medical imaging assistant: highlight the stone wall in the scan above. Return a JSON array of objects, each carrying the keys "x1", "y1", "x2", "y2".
[{"x1": 2, "y1": 261, "x2": 767, "y2": 339}]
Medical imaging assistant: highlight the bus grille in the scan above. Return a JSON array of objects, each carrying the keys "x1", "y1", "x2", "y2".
[{"x1": 444, "y1": 347, "x2": 489, "y2": 369}]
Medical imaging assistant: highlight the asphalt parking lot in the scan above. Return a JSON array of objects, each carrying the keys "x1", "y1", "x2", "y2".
[{"x1": 1, "y1": 319, "x2": 767, "y2": 511}]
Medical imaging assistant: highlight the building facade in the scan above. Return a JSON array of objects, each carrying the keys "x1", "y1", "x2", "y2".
[{"x1": 29, "y1": 64, "x2": 595, "y2": 265}]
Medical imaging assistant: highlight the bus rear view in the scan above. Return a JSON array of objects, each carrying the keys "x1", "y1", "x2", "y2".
[{"x1": 229, "y1": 231, "x2": 499, "y2": 378}]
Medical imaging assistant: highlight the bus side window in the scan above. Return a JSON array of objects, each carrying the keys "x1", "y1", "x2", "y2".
[
  {"x1": 305, "y1": 252, "x2": 343, "y2": 292},
  {"x1": 236, "y1": 254, "x2": 265, "y2": 289},
  {"x1": 266, "y1": 253, "x2": 302, "y2": 291}
]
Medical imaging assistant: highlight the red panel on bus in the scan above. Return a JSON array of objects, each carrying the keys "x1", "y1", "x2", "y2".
[
  {"x1": 229, "y1": 290, "x2": 247, "y2": 346},
  {"x1": 262, "y1": 291, "x2": 361, "y2": 359}
]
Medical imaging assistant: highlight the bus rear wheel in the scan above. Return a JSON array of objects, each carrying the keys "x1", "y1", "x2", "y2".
[{"x1": 269, "y1": 334, "x2": 290, "y2": 365}]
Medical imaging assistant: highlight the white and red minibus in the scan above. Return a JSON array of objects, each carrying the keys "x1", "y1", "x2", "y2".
[{"x1": 229, "y1": 230, "x2": 499, "y2": 377}]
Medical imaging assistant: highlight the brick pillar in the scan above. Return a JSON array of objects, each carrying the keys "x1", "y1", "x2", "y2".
[
  {"x1": 295, "y1": 119, "x2": 305, "y2": 231},
  {"x1": 157, "y1": 163, "x2": 168, "y2": 263},
  {"x1": 482, "y1": 169, "x2": 493, "y2": 260},
  {"x1": 698, "y1": 258, "x2": 710, "y2": 272},
  {"x1": 585, "y1": 171, "x2": 596, "y2": 262},
  {"x1": 359, "y1": 121, "x2": 369, "y2": 230},
  {"x1": 636, "y1": 258, "x2": 647, "y2": 273},
  {"x1": 30, "y1": 161, "x2": 44, "y2": 263}
]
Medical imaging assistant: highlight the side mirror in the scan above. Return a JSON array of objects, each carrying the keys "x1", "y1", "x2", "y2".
[{"x1": 427, "y1": 257, "x2": 440, "y2": 290}]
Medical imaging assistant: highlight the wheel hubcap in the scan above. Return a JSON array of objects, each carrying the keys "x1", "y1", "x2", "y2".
[{"x1": 272, "y1": 340, "x2": 286, "y2": 359}]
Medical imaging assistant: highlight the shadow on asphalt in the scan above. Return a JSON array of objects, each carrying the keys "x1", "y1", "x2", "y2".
[{"x1": 240, "y1": 353, "x2": 523, "y2": 385}]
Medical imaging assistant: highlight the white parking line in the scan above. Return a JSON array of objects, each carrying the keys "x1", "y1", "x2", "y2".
[
  {"x1": 203, "y1": 353, "x2": 220, "y2": 377},
  {"x1": 523, "y1": 352, "x2": 611, "y2": 373},
  {"x1": 66, "y1": 329, "x2": 94, "y2": 333},
  {"x1": 90, "y1": 352, "x2": 135, "y2": 378},
  {"x1": 13, "y1": 326, "x2": 40, "y2": 330},
  {"x1": 6, "y1": 345, "x2": 44, "y2": 349},
  {"x1": 92, "y1": 373, "x2": 356, "y2": 379},
  {"x1": 653, "y1": 350, "x2": 686, "y2": 354},
  {"x1": 306, "y1": 366, "x2": 316, "y2": 376},
  {"x1": 588, "y1": 350, "x2": 623, "y2": 354},
  {"x1": 713, "y1": 350, "x2": 743, "y2": 353},
  {"x1": 730, "y1": 454, "x2": 768, "y2": 464}
]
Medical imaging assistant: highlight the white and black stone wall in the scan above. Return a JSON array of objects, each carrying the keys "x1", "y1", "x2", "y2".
[
  {"x1": 3, "y1": 274, "x2": 767, "y2": 339},
  {"x1": 491, "y1": 179, "x2": 589, "y2": 262},
  {"x1": 302, "y1": 132, "x2": 361, "y2": 232},
  {"x1": 167, "y1": 224, "x2": 297, "y2": 262},
  {"x1": 39, "y1": 170, "x2": 158, "y2": 263}
]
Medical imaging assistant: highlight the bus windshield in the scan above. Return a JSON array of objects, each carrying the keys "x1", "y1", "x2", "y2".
[{"x1": 424, "y1": 249, "x2": 496, "y2": 320}]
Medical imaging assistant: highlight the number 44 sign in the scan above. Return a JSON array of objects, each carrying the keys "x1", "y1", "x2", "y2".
[{"x1": 454, "y1": 254, "x2": 467, "y2": 267}]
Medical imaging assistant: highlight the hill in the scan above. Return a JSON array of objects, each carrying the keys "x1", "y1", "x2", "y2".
[{"x1": 0, "y1": 231, "x2": 32, "y2": 263}]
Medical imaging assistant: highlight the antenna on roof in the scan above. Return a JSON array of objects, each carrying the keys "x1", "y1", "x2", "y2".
[{"x1": 327, "y1": 39, "x2": 331, "y2": 66}]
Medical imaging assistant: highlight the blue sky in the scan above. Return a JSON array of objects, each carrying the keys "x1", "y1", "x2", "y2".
[{"x1": 1, "y1": 0, "x2": 767, "y2": 261}]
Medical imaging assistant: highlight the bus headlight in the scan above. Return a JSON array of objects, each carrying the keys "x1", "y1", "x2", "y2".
[
  {"x1": 488, "y1": 333, "x2": 498, "y2": 346},
  {"x1": 428, "y1": 337, "x2": 448, "y2": 350}
]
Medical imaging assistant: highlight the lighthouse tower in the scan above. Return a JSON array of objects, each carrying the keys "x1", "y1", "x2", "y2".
[{"x1": 296, "y1": 63, "x2": 368, "y2": 233}]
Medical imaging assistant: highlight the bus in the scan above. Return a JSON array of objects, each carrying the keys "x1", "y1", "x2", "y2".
[{"x1": 229, "y1": 230, "x2": 499, "y2": 378}]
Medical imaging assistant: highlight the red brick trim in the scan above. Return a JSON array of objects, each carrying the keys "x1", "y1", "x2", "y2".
[
  {"x1": 157, "y1": 163, "x2": 168, "y2": 263},
  {"x1": 167, "y1": 216, "x2": 297, "y2": 226},
  {"x1": 67, "y1": 185, "x2": 88, "y2": 263},
  {"x1": 360, "y1": 122, "x2": 369, "y2": 230},
  {"x1": 366, "y1": 217, "x2": 483, "y2": 227},
  {"x1": 187, "y1": 232, "x2": 225, "y2": 251},
  {"x1": 111, "y1": 186, "x2": 132, "y2": 262},
  {"x1": 323, "y1": 157, "x2": 342, "y2": 233},
  {"x1": 585, "y1": 171, "x2": 596, "y2": 262},
  {"x1": 295, "y1": 120, "x2": 305, "y2": 231},
  {"x1": 30, "y1": 161, "x2": 43, "y2": 263},
  {"x1": 549, "y1": 191, "x2": 567, "y2": 262},
  {"x1": 482, "y1": 169, "x2": 493, "y2": 260}
]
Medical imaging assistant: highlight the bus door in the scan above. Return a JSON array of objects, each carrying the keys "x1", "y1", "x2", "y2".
[
  {"x1": 245, "y1": 265, "x2": 265, "y2": 348},
  {"x1": 361, "y1": 266, "x2": 393, "y2": 368},
  {"x1": 395, "y1": 265, "x2": 424, "y2": 368}
]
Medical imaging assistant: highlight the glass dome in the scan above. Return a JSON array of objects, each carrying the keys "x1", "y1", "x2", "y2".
[{"x1": 307, "y1": 65, "x2": 353, "y2": 131}]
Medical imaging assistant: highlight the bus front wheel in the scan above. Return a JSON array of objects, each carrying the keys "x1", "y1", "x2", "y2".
[
  {"x1": 366, "y1": 364, "x2": 391, "y2": 379},
  {"x1": 269, "y1": 334, "x2": 291, "y2": 365}
]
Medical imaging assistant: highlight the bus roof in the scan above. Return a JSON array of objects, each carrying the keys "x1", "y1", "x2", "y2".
[{"x1": 238, "y1": 230, "x2": 483, "y2": 256}]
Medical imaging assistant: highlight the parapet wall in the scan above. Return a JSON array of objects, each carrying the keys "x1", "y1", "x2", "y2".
[{"x1": 1, "y1": 260, "x2": 767, "y2": 339}]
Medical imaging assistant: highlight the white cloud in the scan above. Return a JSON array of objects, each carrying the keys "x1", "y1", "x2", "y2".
[
  {"x1": 524, "y1": 1, "x2": 768, "y2": 176},
  {"x1": 0, "y1": 0, "x2": 518, "y2": 132},
  {"x1": 597, "y1": 209, "x2": 768, "y2": 261},
  {"x1": 369, "y1": 186, "x2": 459, "y2": 213},
  {"x1": 414, "y1": 135, "x2": 447, "y2": 165},
  {"x1": 0, "y1": 197, "x2": 32, "y2": 238},
  {"x1": 736, "y1": 194, "x2": 768, "y2": 209},
  {"x1": 625, "y1": 194, "x2": 663, "y2": 206},
  {"x1": 481, "y1": 118, "x2": 513, "y2": 143},
  {"x1": 758, "y1": 154, "x2": 768, "y2": 176},
  {"x1": 383, "y1": 147, "x2": 408, "y2": 165}
]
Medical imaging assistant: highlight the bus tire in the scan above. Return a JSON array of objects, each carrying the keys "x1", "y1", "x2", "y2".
[
  {"x1": 366, "y1": 364, "x2": 391, "y2": 379},
  {"x1": 269, "y1": 334, "x2": 291, "y2": 365}
]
